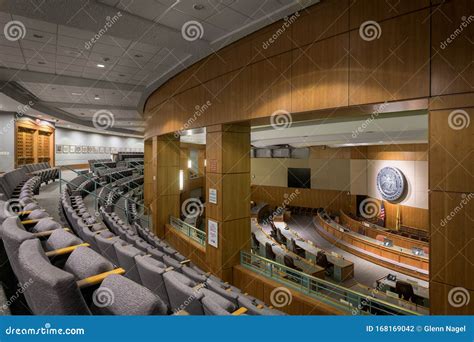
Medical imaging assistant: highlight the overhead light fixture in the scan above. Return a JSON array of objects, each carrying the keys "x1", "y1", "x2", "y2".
[
  {"x1": 71, "y1": 92, "x2": 82, "y2": 96},
  {"x1": 187, "y1": 159, "x2": 192, "y2": 168},
  {"x1": 94, "y1": 95, "x2": 100, "y2": 100},
  {"x1": 193, "y1": 4, "x2": 204, "y2": 10},
  {"x1": 96, "y1": 64, "x2": 105, "y2": 68},
  {"x1": 179, "y1": 170, "x2": 184, "y2": 191},
  {"x1": 204, "y1": 159, "x2": 207, "y2": 167}
]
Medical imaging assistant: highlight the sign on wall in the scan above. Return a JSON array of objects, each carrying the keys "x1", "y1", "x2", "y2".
[
  {"x1": 209, "y1": 188, "x2": 217, "y2": 204},
  {"x1": 208, "y1": 219, "x2": 218, "y2": 248}
]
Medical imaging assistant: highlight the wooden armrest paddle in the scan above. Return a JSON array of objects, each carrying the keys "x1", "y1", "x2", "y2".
[
  {"x1": 164, "y1": 266, "x2": 174, "y2": 272},
  {"x1": 21, "y1": 217, "x2": 53, "y2": 225},
  {"x1": 17, "y1": 210, "x2": 33, "y2": 216},
  {"x1": 231, "y1": 307, "x2": 248, "y2": 316},
  {"x1": 180, "y1": 259, "x2": 191, "y2": 265},
  {"x1": 45, "y1": 243, "x2": 90, "y2": 257},
  {"x1": 256, "y1": 304, "x2": 264, "y2": 309},
  {"x1": 76, "y1": 268, "x2": 125, "y2": 289},
  {"x1": 33, "y1": 228, "x2": 70, "y2": 238}
]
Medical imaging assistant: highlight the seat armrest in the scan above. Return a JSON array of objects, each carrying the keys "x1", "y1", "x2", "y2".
[
  {"x1": 231, "y1": 307, "x2": 248, "y2": 316},
  {"x1": 164, "y1": 266, "x2": 174, "y2": 272},
  {"x1": 21, "y1": 217, "x2": 53, "y2": 226},
  {"x1": 76, "y1": 268, "x2": 125, "y2": 289},
  {"x1": 33, "y1": 228, "x2": 70, "y2": 238},
  {"x1": 45, "y1": 243, "x2": 90, "y2": 257},
  {"x1": 180, "y1": 259, "x2": 191, "y2": 265}
]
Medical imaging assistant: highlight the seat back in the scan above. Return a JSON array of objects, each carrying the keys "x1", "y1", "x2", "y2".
[
  {"x1": 135, "y1": 255, "x2": 170, "y2": 311},
  {"x1": 163, "y1": 270, "x2": 204, "y2": 314},
  {"x1": 376, "y1": 234, "x2": 386, "y2": 242},
  {"x1": 18, "y1": 239, "x2": 91, "y2": 315},
  {"x1": 114, "y1": 242, "x2": 144, "y2": 283},
  {"x1": 265, "y1": 242, "x2": 276, "y2": 261}
]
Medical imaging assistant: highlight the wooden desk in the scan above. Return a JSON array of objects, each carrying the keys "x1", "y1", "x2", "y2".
[
  {"x1": 251, "y1": 222, "x2": 325, "y2": 279},
  {"x1": 376, "y1": 277, "x2": 429, "y2": 307},
  {"x1": 315, "y1": 213, "x2": 429, "y2": 281},
  {"x1": 275, "y1": 222, "x2": 355, "y2": 282},
  {"x1": 250, "y1": 202, "x2": 271, "y2": 223}
]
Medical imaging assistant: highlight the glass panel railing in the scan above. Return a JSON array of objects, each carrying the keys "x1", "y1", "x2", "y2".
[
  {"x1": 59, "y1": 165, "x2": 151, "y2": 230},
  {"x1": 240, "y1": 250, "x2": 422, "y2": 316},
  {"x1": 169, "y1": 216, "x2": 206, "y2": 246}
]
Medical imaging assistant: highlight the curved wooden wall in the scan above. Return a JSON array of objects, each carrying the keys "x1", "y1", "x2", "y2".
[{"x1": 144, "y1": 0, "x2": 474, "y2": 314}]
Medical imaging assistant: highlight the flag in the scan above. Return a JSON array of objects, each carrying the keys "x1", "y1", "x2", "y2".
[
  {"x1": 395, "y1": 205, "x2": 401, "y2": 231},
  {"x1": 378, "y1": 201, "x2": 386, "y2": 227}
]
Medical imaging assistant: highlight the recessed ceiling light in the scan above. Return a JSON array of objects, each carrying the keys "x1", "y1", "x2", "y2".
[
  {"x1": 193, "y1": 4, "x2": 205, "y2": 10},
  {"x1": 94, "y1": 95, "x2": 100, "y2": 100},
  {"x1": 33, "y1": 34, "x2": 44, "y2": 39},
  {"x1": 71, "y1": 92, "x2": 82, "y2": 96},
  {"x1": 96, "y1": 64, "x2": 105, "y2": 68}
]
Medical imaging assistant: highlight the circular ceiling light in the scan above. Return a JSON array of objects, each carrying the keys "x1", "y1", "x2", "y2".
[{"x1": 193, "y1": 4, "x2": 205, "y2": 10}]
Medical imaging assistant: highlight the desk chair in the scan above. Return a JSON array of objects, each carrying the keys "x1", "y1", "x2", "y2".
[
  {"x1": 269, "y1": 221, "x2": 278, "y2": 239},
  {"x1": 276, "y1": 228, "x2": 287, "y2": 245},
  {"x1": 251, "y1": 232, "x2": 260, "y2": 250},
  {"x1": 316, "y1": 251, "x2": 334, "y2": 276},
  {"x1": 265, "y1": 242, "x2": 276, "y2": 261},
  {"x1": 376, "y1": 234, "x2": 386, "y2": 242},
  {"x1": 289, "y1": 238, "x2": 305, "y2": 258},
  {"x1": 283, "y1": 255, "x2": 302, "y2": 272},
  {"x1": 395, "y1": 280, "x2": 415, "y2": 302}
]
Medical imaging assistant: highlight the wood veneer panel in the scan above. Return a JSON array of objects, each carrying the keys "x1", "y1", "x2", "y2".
[
  {"x1": 429, "y1": 107, "x2": 474, "y2": 192},
  {"x1": 430, "y1": 191, "x2": 474, "y2": 290},
  {"x1": 349, "y1": 10, "x2": 430, "y2": 105},
  {"x1": 431, "y1": 0, "x2": 474, "y2": 96}
]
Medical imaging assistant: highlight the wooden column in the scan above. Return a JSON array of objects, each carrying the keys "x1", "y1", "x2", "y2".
[
  {"x1": 205, "y1": 124, "x2": 251, "y2": 282},
  {"x1": 152, "y1": 134, "x2": 180, "y2": 238},
  {"x1": 428, "y1": 95, "x2": 474, "y2": 314}
]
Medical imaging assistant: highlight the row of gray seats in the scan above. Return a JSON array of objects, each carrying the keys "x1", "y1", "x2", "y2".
[
  {"x1": 0, "y1": 212, "x2": 167, "y2": 315},
  {"x1": 0, "y1": 168, "x2": 41, "y2": 201},
  {"x1": 60, "y1": 173, "x2": 283, "y2": 315},
  {"x1": 96, "y1": 167, "x2": 134, "y2": 183},
  {"x1": 22, "y1": 162, "x2": 59, "y2": 184}
]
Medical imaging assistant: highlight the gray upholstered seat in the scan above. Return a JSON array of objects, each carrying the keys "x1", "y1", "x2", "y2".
[
  {"x1": 206, "y1": 279, "x2": 239, "y2": 306},
  {"x1": 146, "y1": 246, "x2": 164, "y2": 261},
  {"x1": 95, "y1": 233, "x2": 121, "y2": 265},
  {"x1": 18, "y1": 239, "x2": 91, "y2": 315},
  {"x1": 114, "y1": 242, "x2": 144, "y2": 283},
  {"x1": 26, "y1": 209, "x2": 49, "y2": 220},
  {"x1": 91, "y1": 274, "x2": 167, "y2": 315},
  {"x1": 237, "y1": 296, "x2": 285, "y2": 315},
  {"x1": 162, "y1": 255, "x2": 183, "y2": 272},
  {"x1": 202, "y1": 296, "x2": 234, "y2": 315},
  {"x1": 163, "y1": 270, "x2": 204, "y2": 314},
  {"x1": 44, "y1": 229, "x2": 83, "y2": 251},
  {"x1": 182, "y1": 265, "x2": 207, "y2": 284},
  {"x1": 135, "y1": 255, "x2": 170, "y2": 310},
  {"x1": 30, "y1": 218, "x2": 62, "y2": 233},
  {"x1": 63, "y1": 246, "x2": 114, "y2": 280}
]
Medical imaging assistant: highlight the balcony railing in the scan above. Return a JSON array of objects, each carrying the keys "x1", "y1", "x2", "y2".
[{"x1": 169, "y1": 216, "x2": 206, "y2": 246}]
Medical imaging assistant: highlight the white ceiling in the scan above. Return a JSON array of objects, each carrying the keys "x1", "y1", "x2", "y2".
[{"x1": 0, "y1": 0, "x2": 319, "y2": 136}]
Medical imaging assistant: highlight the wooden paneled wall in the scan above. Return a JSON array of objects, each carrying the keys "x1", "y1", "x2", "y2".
[
  {"x1": 251, "y1": 185, "x2": 351, "y2": 214},
  {"x1": 144, "y1": 0, "x2": 434, "y2": 138},
  {"x1": 144, "y1": 0, "x2": 473, "y2": 314}
]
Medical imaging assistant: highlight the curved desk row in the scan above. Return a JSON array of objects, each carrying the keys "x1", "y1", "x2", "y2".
[
  {"x1": 274, "y1": 222, "x2": 355, "y2": 282},
  {"x1": 314, "y1": 213, "x2": 429, "y2": 282},
  {"x1": 339, "y1": 211, "x2": 429, "y2": 251},
  {"x1": 251, "y1": 221, "x2": 325, "y2": 279}
]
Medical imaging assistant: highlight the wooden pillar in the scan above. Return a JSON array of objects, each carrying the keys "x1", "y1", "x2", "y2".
[
  {"x1": 205, "y1": 124, "x2": 251, "y2": 282},
  {"x1": 428, "y1": 96, "x2": 474, "y2": 314},
  {"x1": 143, "y1": 138, "x2": 153, "y2": 211},
  {"x1": 152, "y1": 134, "x2": 180, "y2": 238}
]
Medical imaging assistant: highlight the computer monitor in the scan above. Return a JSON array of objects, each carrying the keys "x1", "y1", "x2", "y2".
[
  {"x1": 383, "y1": 238, "x2": 393, "y2": 247},
  {"x1": 412, "y1": 247, "x2": 424, "y2": 256}
]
